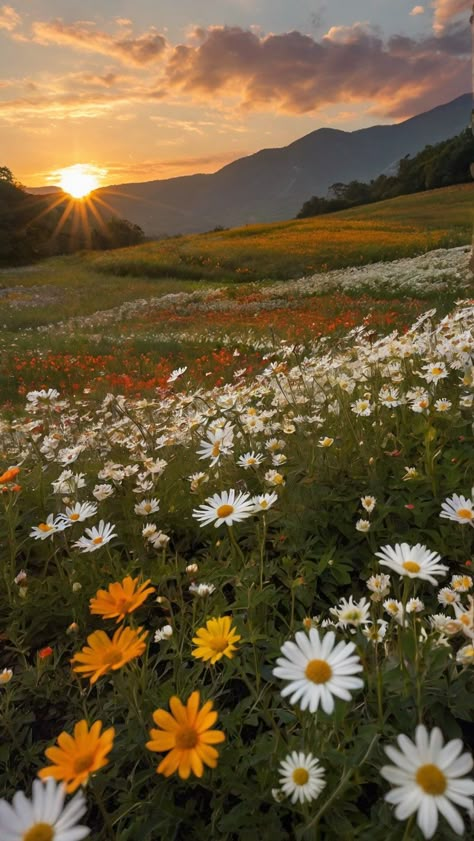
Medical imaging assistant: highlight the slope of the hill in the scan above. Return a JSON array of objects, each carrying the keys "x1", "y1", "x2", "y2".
[
  {"x1": 87, "y1": 93, "x2": 471, "y2": 235},
  {"x1": 86, "y1": 183, "x2": 474, "y2": 282}
]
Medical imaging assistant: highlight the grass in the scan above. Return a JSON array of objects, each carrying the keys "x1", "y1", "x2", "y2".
[{"x1": 84, "y1": 183, "x2": 474, "y2": 282}]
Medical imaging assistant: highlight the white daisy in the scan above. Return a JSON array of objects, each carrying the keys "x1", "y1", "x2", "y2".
[
  {"x1": 167, "y1": 366, "x2": 187, "y2": 383},
  {"x1": 367, "y1": 573, "x2": 391, "y2": 601},
  {"x1": 420, "y1": 361, "x2": 448, "y2": 383},
  {"x1": 0, "y1": 777, "x2": 90, "y2": 841},
  {"x1": 329, "y1": 596, "x2": 371, "y2": 629},
  {"x1": 317, "y1": 437, "x2": 334, "y2": 448},
  {"x1": 73, "y1": 520, "x2": 117, "y2": 553},
  {"x1": 237, "y1": 452, "x2": 264, "y2": 469},
  {"x1": 451, "y1": 575, "x2": 473, "y2": 593},
  {"x1": 351, "y1": 398, "x2": 374, "y2": 416},
  {"x1": 192, "y1": 489, "x2": 255, "y2": 528},
  {"x1": 30, "y1": 515, "x2": 69, "y2": 541},
  {"x1": 438, "y1": 588, "x2": 460, "y2": 607},
  {"x1": 381, "y1": 724, "x2": 474, "y2": 839},
  {"x1": 189, "y1": 582, "x2": 216, "y2": 597},
  {"x1": 440, "y1": 495, "x2": 474, "y2": 526},
  {"x1": 92, "y1": 483, "x2": 114, "y2": 501},
  {"x1": 362, "y1": 620, "x2": 388, "y2": 644},
  {"x1": 361, "y1": 495, "x2": 376, "y2": 513},
  {"x1": 278, "y1": 751, "x2": 326, "y2": 804},
  {"x1": 375, "y1": 543, "x2": 448, "y2": 586},
  {"x1": 272, "y1": 628, "x2": 363, "y2": 714},
  {"x1": 251, "y1": 492, "x2": 278, "y2": 512},
  {"x1": 456, "y1": 644, "x2": 474, "y2": 665},
  {"x1": 356, "y1": 519, "x2": 371, "y2": 533},
  {"x1": 58, "y1": 502, "x2": 98, "y2": 525},
  {"x1": 134, "y1": 498, "x2": 160, "y2": 516}
]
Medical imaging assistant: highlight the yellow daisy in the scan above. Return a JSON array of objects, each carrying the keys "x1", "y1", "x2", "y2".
[
  {"x1": 71, "y1": 626, "x2": 148, "y2": 684},
  {"x1": 89, "y1": 575, "x2": 155, "y2": 622},
  {"x1": 146, "y1": 690, "x2": 225, "y2": 779},
  {"x1": 38, "y1": 719, "x2": 115, "y2": 793},
  {"x1": 192, "y1": 616, "x2": 241, "y2": 664}
]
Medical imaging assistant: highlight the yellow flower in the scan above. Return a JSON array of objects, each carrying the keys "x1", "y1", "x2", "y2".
[
  {"x1": 38, "y1": 719, "x2": 115, "y2": 793},
  {"x1": 71, "y1": 626, "x2": 148, "y2": 684},
  {"x1": 89, "y1": 575, "x2": 155, "y2": 622},
  {"x1": 192, "y1": 616, "x2": 241, "y2": 664},
  {"x1": 146, "y1": 690, "x2": 225, "y2": 779}
]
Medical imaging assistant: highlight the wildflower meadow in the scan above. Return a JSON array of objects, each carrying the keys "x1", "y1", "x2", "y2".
[{"x1": 0, "y1": 240, "x2": 473, "y2": 841}]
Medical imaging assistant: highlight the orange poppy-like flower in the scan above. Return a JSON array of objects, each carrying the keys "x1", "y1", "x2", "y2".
[
  {"x1": 146, "y1": 690, "x2": 225, "y2": 779},
  {"x1": 71, "y1": 626, "x2": 148, "y2": 684},
  {"x1": 38, "y1": 719, "x2": 115, "y2": 793},
  {"x1": 89, "y1": 575, "x2": 155, "y2": 622},
  {"x1": 0, "y1": 466, "x2": 20, "y2": 484},
  {"x1": 192, "y1": 616, "x2": 241, "y2": 664}
]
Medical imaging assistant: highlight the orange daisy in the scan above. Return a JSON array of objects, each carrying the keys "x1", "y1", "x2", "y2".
[
  {"x1": 38, "y1": 719, "x2": 115, "y2": 793},
  {"x1": 72, "y1": 626, "x2": 148, "y2": 684},
  {"x1": 192, "y1": 616, "x2": 241, "y2": 664},
  {"x1": 146, "y1": 690, "x2": 225, "y2": 779},
  {"x1": 0, "y1": 466, "x2": 20, "y2": 484},
  {"x1": 89, "y1": 575, "x2": 156, "y2": 622}
]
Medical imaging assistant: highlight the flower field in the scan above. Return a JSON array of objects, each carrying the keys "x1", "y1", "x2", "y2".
[{"x1": 0, "y1": 242, "x2": 474, "y2": 840}]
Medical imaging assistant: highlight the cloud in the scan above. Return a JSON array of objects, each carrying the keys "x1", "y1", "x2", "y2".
[
  {"x1": 431, "y1": 0, "x2": 472, "y2": 32},
  {"x1": 410, "y1": 6, "x2": 425, "y2": 15},
  {"x1": 30, "y1": 19, "x2": 167, "y2": 66},
  {"x1": 0, "y1": 4, "x2": 20, "y2": 31},
  {"x1": 163, "y1": 23, "x2": 470, "y2": 118},
  {"x1": 2, "y1": 17, "x2": 471, "y2": 125}
]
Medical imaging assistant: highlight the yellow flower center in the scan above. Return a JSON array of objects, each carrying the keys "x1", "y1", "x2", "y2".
[
  {"x1": 73, "y1": 750, "x2": 96, "y2": 774},
  {"x1": 305, "y1": 658, "x2": 332, "y2": 684},
  {"x1": 102, "y1": 647, "x2": 123, "y2": 666},
  {"x1": 92, "y1": 536, "x2": 103, "y2": 545},
  {"x1": 457, "y1": 508, "x2": 473, "y2": 520},
  {"x1": 23, "y1": 824, "x2": 54, "y2": 841},
  {"x1": 402, "y1": 561, "x2": 421, "y2": 573},
  {"x1": 416, "y1": 763, "x2": 446, "y2": 795},
  {"x1": 273, "y1": 474, "x2": 284, "y2": 484},
  {"x1": 431, "y1": 367, "x2": 443, "y2": 375},
  {"x1": 211, "y1": 442, "x2": 221, "y2": 457},
  {"x1": 208, "y1": 635, "x2": 229, "y2": 653},
  {"x1": 247, "y1": 458, "x2": 256, "y2": 464},
  {"x1": 144, "y1": 504, "x2": 152, "y2": 512},
  {"x1": 38, "y1": 523, "x2": 53, "y2": 532},
  {"x1": 260, "y1": 501, "x2": 268, "y2": 509},
  {"x1": 175, "y1": 726, "x2": 199, "y2": 750},
  {"x1": 69, "y1": 513, "x2": 80, "y2": 521},
  {"x1": 216, "y1": 504, "x2": 234, "y2": 519},
  {"x1": 292, "y1": 768, "x2": 309, "y2": 786}
]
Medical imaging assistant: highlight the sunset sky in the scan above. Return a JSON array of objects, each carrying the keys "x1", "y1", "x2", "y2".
[{"x1": 0, "y1": 0, "x2": 471, "y2": 187}]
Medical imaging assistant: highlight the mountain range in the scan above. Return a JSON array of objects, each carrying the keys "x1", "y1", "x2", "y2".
[{"x1": 28, "y1": 93, "x2": 472, "y2": 236}]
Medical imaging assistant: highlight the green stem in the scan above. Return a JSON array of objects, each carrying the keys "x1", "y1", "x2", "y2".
[{"x1": 303, "y1": 734, "x2": 379, "y2": 833}]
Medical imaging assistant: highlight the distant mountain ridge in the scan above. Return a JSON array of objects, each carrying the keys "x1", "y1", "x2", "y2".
[{"x1": 28, "y1": 93, "x2": 472, "y2": 236}]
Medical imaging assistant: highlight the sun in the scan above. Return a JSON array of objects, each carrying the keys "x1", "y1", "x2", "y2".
[{"x1": 57, "y1": 164, "x2": 102, "y2": 199}]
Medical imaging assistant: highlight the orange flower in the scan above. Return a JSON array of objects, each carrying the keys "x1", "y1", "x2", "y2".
[
  {"x1": 38, "y1": 719, "x2": 115, "y2": 793},
  {"x1": 89, "y1": 575, "x2": 155, "y2": 622},
  {"x1": 146, "y1": 690, "x2": 225, "y2": 779},
  {"x1": 71, "y1": 626, "x2": 148, "y2": 684},
  {"x1": 0, "y1": 466, "x2": 20, "y2": 484}
]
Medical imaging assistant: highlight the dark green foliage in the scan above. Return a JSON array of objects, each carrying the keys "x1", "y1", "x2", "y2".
[
  {"x1": 297, "y1": 129, "x2": 474, "y2": 218},
  {"x1": 0, "y1": 171, "x2": 145, "y2": 265}
]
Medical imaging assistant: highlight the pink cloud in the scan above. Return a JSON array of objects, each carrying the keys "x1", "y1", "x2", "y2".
[
  {"x1": 410, "y1": 6, "x2": 425, "y2": 15},
  {"x1": 163, "y1": 23, "x2": 470, "y2": 118}
]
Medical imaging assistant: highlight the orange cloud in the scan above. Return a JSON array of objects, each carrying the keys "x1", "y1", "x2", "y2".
[
  {"x1": 432, "y1": 0, "x2": 472, "y2": 32},
  {"x1": 30, "y1": 19, "x2": 167, "y2": 65},
  {"x1": 0, "y1": 4, "x2": 20, "y2": 31}
]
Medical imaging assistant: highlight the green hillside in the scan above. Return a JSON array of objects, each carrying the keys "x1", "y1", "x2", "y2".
[{"x1": 86, "y1": 183, "x2": 473, "y2": 282}]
